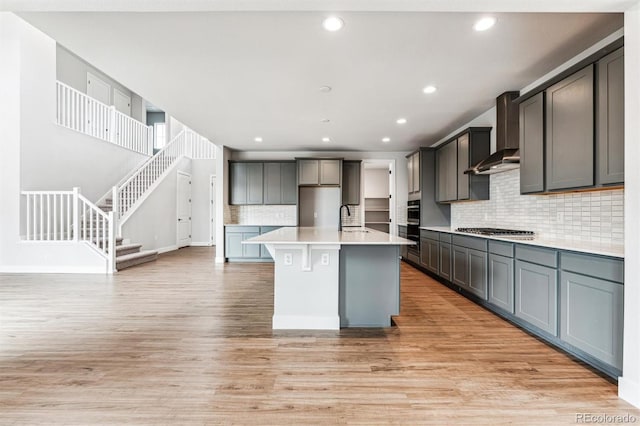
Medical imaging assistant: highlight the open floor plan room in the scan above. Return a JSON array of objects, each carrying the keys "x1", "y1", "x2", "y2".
[{"x1": 0, "y1": 248, "x2": 637, "y2": 424}]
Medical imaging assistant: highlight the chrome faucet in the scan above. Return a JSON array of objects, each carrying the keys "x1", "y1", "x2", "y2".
[{"x1": 339, "y1": 204, "x2": 351, "y2": 231}]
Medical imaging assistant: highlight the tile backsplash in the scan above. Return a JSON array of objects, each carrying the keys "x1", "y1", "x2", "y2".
[
  {"x1": 228, "y1": 205, "x2": 297, "y2": 226},
  {"x1": 341, "y1": 204, "x2": 363, "y2": 227},
  {"x1": 451, "y1": 169, "x2": 624, "y2": 244}
]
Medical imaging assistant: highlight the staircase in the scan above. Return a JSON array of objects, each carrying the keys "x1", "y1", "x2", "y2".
[{"x1": 98, "y1": 197, "x2": 158, "y2": 271}]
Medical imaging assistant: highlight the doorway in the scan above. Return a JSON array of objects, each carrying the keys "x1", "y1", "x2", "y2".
[
  {"x1": 177, "y1": 171, "x2": 192, "y2": 248},
  {"x1": 362, "y1": 160, "x2": 396, "y2": 235},
  {"x1": 210, "y1": 175, "x2": 216, "y2": 246}
]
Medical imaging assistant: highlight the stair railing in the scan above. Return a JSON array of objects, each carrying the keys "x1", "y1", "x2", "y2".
[
  {"x1": 21, "y1": 188, "x2": 116, "y2": 272},
  {"x1": 113, "y1": 128, "x2": 216, "y2": 234},
  {"x1": 56, "y1": 80, "x2": 153, "y2": 156}
]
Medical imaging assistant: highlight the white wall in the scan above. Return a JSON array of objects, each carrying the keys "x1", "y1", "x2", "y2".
[
  {"x1": 191, "y1": 159, "x2": 216, "y2": 245},
  {"x1": 56, "y1": 44, "x2": 145, "y2": 122},
  {"x1": 620, "y1": 3, "x2": 640, "y2": 409},
  {"x1": 0, "y1": 13, "x2": 108, "y2": 273}
]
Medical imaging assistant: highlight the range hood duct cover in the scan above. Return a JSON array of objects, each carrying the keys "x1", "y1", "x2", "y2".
[{"x1": 465, "y1": 91, "x2": 520, "y2": 175}]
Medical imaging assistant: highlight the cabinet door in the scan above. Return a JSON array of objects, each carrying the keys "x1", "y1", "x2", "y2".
[
  {"x1": 467, "y1": 248, "x2": 487, "y2": 300},
  {"x1": 420, "y1": 239, "x2": 430, "y2": 268},
  {"x1": 280, "y1": 162, "x2": 297, "y2": 204},
  {"x1": 445, "y1": 142, "x2": 458, "y2": 201},
  {"x1": 342, "y1": 161, "x2": 361, "y2": 205},
  {"x1": 298, "y1": 160, "x2": 319, "y2": 185},
  {"x1": 320, "y1": 160, "x2": 341, "y2": 185},
  {"x1": 245, "y1": 163, "x2": 264, "y2": 205},
  {"x1": 399, "y1": 227, "x2": 408, "y2": 258},
  {"x1": 489, "y1": 254, "x2": 514, "y2": 313},
  {"x1": 229, "y1": 163, "x2": 247, "y2": 205},
  {"x1": 515, "y1": 260, "x2": 558, "y2": 336},
  {"x1": 412, "y1": 152, "x2": 420, "y2": 193},
  {"x1": 259, "y1": 227, "x2": 280, "y2": 259},
  {"x1": 457, "y1": 133, "x2": 470, "y2": 200},
  {"x1": 520, "y1": 92, "x2": 545, "y2": 194},
  {"x1": 560, "y1": 271, "x2": 623, "y2": 369},
  {"x1": 225, "y1": 232, "x2": 244, "y2": 258},
  {"x1": 263, "y1": 162, "x2": 282, "y2": 205},
  {"x1": 428, "y1": 239, "x2": 439, "y2": 274},
  {"x1": 242, "y1": 232, "x2": 260, "y2": 258},
  {"x1": 597, "y1": 48, "x2": 624, "y2": 186},
  {"x1": 439, "y1": 243, "x2": 452, "y2": 281},
  {"x1": 546, "y1": 65, "x2": 594, "y2": 190},
  {"x1": 435, "y1": 149, "x2": 445, "y2": 202},
  {"x1": 452, "y1": 245, "x2": 468, "y2": 288}
]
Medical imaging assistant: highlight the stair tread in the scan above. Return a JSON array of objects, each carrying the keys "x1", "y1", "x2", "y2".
[
  {"x1": 116, "y1": 243, "x2": 142, "y2": 252},
  {"x1": 116, "y1": 250, "x2": 158, "y2": 262}
]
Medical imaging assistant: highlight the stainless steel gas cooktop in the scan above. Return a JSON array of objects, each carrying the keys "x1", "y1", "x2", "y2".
[{"x1": 455, "y1": 227, "x2": 535, "y2": 240}]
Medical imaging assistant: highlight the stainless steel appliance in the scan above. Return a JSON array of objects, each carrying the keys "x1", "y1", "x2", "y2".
[
  {"x1": 456, "y1": 227, "x2": 535, "y2": 240},
  {"x1": 407, "y1": 200, "x2": 420, "y2": 257}
]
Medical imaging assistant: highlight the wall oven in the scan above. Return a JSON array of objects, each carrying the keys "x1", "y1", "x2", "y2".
[{"x1": 407, "y1": 200, "x2": 420, "y2": 257}]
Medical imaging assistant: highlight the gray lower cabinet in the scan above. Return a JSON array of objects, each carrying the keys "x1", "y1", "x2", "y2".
[
  {"x1": 259, "y1": 226, "x2": 281, "y2": 259},
  {"x1": 230, "y1": 162, "x2": 264, "y2": 205},
  {"x1": 452, "y1": 245, "x2": 468, "y2": 288},
  {"x1": 519, "y1": 92, "x2": 545, "y2": 194},
  {"x1": 342, "y1": 161, "x2": 361, "y2": 205},
  {"x1": 225, "y1": 226, "x2": 261, "y2": 259},
  {"x1": 488, "y1": 253, "x2": 514, "y2": 313},
  {"x1": 398, "y1": 226, "x2": 408, "y2": 259},
  {"x1": 559, "y1": 271, "x2": 623, "y2": 369},
  {"x1": 515, "y1": 259, "x2": 558, "y2": 336},
  {"x1": 597, "y1": 47, "x2": 625, "y2": 186},
  {"x1": 439, "y1": 242, "x2": 452, "y2": 281},
  {"x1": 467, "y1": 248, "x2": 488, "y2": 300},
  {"x1": 545, "y1": 65, "x2": 594, "y2": 190},
  {"x1": 420, "y1": 238, "x2": 439, "y2": 274},
  {"x1": 263, "y1": 162, "x2": 296, "y2": 205}
]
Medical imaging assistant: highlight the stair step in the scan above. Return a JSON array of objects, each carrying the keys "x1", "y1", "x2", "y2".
[
  {"x1": 116, "y1": 243, "x2": 142, "y2": 256},
  {"x1": 97, "y1": 204, "x2": 112, "y2": 212},
  {"x1": 116, "y1": 250, "x2": 158, "y2": 271},
  {"x1": 91, "y1": 237, "x2": 123, "y2": 247}
]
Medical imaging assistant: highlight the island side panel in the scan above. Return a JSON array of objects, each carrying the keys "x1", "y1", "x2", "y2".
[
  {"x1": 339, "y1": 245, "x2": 401, "y2": 327},
  {"x1": 272, "y1": 245, "x2": 341, "y2": 330}
]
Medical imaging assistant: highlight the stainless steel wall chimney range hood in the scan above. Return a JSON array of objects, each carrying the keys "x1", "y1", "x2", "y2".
[{"x1": 465, "y1": 91, "x2": 520, "y2": 175}]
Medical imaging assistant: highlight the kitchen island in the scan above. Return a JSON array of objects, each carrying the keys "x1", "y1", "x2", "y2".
[{"x1": 244, "y1": 227, "x2": 414, "y2": 330}]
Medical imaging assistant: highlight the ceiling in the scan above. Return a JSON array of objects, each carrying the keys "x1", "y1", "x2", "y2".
[{"x1": 18, "y1": 11, "x2": 622, "y2": 152}]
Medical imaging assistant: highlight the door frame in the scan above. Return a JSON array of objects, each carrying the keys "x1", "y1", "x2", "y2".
[
  {"x1": 176, "y1": 170, "x2": 192, "y2": 248},
  {"x1": 210, "y1": 175, "x2": 216, "y2": 246},
  {"x1": 361, "y1": 159, "x2": 397, "y2": 235}
]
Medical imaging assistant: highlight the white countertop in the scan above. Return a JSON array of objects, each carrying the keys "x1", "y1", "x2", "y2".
[
  {"x1": 420, "y1": 226, "x2": 624, "y2": 258},
  {"x1": 244, "y1": 227, "x2": 415, "y2": 246}
]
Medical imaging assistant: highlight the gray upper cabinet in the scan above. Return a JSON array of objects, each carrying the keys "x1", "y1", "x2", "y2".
[
  {"x1": 545, "y1": 65, "x2": 595, "y2": 191},
  {"x1": 457, "y1": 134, "x2": 470, "y2": 200},
  {"x1": 515, "y1": 259, "x2": 558, "y2": 336},
  {"x1": 264, "y1": 162, "x2": 297, "y2": 205},
  {"x1": 519, "y1": 92, "x2": 545, "y2": 194},
  {"x1": 230, "y1": 162, "x2": 263, "y2": 205},
  {"x1": 597, "y1": 48, "x2": 625, "y2": 186},
  {"x1": 342, "y1": 161, "x2": 361, "y2": 205},
  {"x1": 436, "y1": 141, "x2": 457, "y2": 202},
  {"x1": 436, "y1": 128, "x2": 490, "y2": 203},
  {"x1": 298, "y1": 159, "x2": 341, "y2": 186},
  {"x1": 407, "y1": 151, "x2": 421, "y2": 194}
]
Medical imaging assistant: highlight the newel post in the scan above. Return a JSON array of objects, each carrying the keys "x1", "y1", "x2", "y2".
[{"x1": 72, "y1": 187, "x2": 80, "y2": 242}]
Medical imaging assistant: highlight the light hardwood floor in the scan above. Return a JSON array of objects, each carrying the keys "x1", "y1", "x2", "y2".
[{"x1": 0, "y1": 247, "x2": 638, "y2": 425}]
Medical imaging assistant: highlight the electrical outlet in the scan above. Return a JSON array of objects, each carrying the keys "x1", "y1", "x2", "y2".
[
  {"x1": 284, "y1": 253, "x2": 293, "y2": 265},
  {"x1": 321, "y1": 253, "x2": 329, "y2": 266}
]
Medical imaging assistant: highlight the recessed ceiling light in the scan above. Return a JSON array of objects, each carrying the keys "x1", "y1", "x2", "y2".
[
  {"x1": 322, "y1": 137, "x2": 331, "y2": 142},
  {"x1": 382, "y1": 137, "x2": 391, "y2": 143},
  {"x1": 321, "y1": 118, "x2": 331, "y2": 123},
  {"x1": 323, "y1": 16, "x2": 344, "y2": 32},
  {"x1": 319, "y1": 86, "x2": 332, "y2": 93},
  {"x1": 474, "y1": 17, "x2": 496, "y2": 32},
  {"x1": 254, "y1": 137, "x2": 263, "y2": 143},
  {"x1": 423, "y1": 85, "x2": 437, "y2": 94},
  {"x1": 396, "y1": 118, "x2": 407, "y2": 125}
]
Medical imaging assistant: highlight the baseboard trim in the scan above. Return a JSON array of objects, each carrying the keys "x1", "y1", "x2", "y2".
[
  {"x1": 619, "y1": 376, "x2": 640, "y2": 408},
  {"x1": 272, "y1": 314, "x2": 340, "y2": 330},
  {"x1": 157, "y1": 245, "x2": 179, "y2": 254},
  {"x1": 190, "y1": 242, "x2": 214, "y2": 247},
  {"x1": 0, "y1": 265, "x2": 107, "y2": 274},
  {"x1": 215, "y1": 256, "x2": 225, "y2": 264}
]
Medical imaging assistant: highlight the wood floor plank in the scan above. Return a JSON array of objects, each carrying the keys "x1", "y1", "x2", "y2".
[{"x1": 0, "y1": 247, "x2": 638, "y2": 425}]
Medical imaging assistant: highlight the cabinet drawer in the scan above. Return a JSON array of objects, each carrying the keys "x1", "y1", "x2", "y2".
[
  {"x1": 452, "y1": 235, "x2": 488, "y2": 252},
  {"x1": 225, "y1": 226, "x2": 260, "y2": 234},
  {"x1": 560, "y1": 252, "x2": 623, "y2": 283},
  {"x1": 515, "y1": 245, "x2": 557, "y2": 268},
  {"x1": 489, "y1": 240, "x2": 514, "y2": 258},
  {"x1": 420, "y1": 230, "x2": 439, "y2": 241},
  {"x1": 439, "y1": 233, "x2": 452, "y2": 243}
]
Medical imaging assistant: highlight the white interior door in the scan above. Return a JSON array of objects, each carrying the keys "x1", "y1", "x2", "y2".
[
  {"x1": 210, "y1": 175, "x2": 216, "y2": 245},
  {"x1": 86, "y1": 72, "x2": 110, "y2": 105},
  {"x1": 177, "y1": 172, "x2": 192, "y2": 248},
  {"x1": 113, "y1": 88, "x2": 131, "y2": 116}
]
